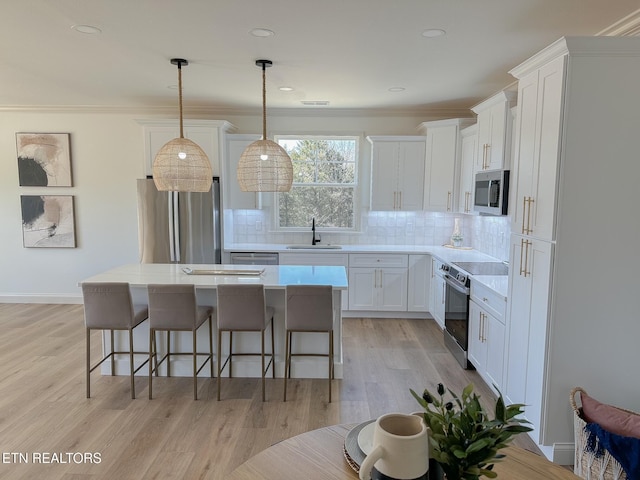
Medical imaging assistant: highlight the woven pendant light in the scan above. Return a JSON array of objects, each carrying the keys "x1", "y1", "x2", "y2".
[
  {"x1": 153, "y1": 59, "x2": 212, "y2": 192},
  {"x1": 237, "y1": 60, "x2": 293, "y2": 192}
]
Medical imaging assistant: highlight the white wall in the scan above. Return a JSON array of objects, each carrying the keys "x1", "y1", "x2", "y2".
[
  {"x1": 0, "y1": 112, "x2": 146, "y2": 302},
  {"x1": 1, "y1": 109, "x2": 455, "y2": 301}
]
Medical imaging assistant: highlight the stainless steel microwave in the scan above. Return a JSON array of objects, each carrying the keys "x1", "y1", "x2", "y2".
[{"x1": 474, "y1": 170, "x2": 509, "y2": 215}]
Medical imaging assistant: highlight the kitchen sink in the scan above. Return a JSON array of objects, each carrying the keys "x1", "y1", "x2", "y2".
[{"x1": 286, "y1": 244, "x2": 342, "y2": 250}]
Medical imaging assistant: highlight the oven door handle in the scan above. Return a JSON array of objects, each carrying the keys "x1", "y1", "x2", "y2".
[{"x1": 444, "y1": 274, "x2": 470, "y2": 295}]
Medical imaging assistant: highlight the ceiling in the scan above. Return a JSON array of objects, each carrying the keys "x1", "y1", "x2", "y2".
[{"x1": 2, "y1": 0, "x2": 639, "y2": 115}]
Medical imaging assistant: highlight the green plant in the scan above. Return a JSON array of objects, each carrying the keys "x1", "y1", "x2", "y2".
[{"x1": 410, "y1": 383, "x2": 532, "y2": 480}]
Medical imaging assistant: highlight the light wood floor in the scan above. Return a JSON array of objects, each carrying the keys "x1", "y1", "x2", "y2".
[{"x1": 0, "y1": 303, "x2": 541, "y2": 480}]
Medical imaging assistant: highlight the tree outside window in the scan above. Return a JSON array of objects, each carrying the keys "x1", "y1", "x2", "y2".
[{"x1": 275, "y1": 136, "x2": 358, "y2": 230}]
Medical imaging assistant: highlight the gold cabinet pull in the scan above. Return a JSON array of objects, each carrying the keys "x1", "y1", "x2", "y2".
[
  {"x1": 398, "y1": 191, "x2": 402, "y2": 210},
  {"x1": 526, "y1": 197, "x2": 534, "y2": 234},
  {"x1": 521, "y1": 239, "x2": 532, "y2": 277},
  {"x1": 446, "y1": 191, "x2": 452, "y2": 212},
  {"x1": 521, "y1": 197, "x2": 527, "y2": 234},
  {"x1": 482, "y1": 313, "x2": 487, "y2": 342}
]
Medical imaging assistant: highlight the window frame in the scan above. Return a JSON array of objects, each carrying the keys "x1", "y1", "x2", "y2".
[{"x1": 272, "y1": 134, "x2": 361, "y2": 233}]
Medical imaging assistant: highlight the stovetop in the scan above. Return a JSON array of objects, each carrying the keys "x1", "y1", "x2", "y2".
[{"x1": 452, "y1": 261, "x2": 509, "y2": 276}]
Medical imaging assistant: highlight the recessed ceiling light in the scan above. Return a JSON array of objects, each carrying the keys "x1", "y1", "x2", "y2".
[
  {"x1": 72, "y1": 24, "x2": 102, "y2": 34},
  {"x1": 301, "y1": 101, "x2": 330, "y2": 106},
  {"x1": 388, "y1": 87, "x2": 406, "y2": 92},
  {"x1": 422, "y1": 28, "x2": 446, "y2": 38},
  {"x1": 250, "y1": 28, "x2": 275, "y2": 37},
  {"x1": 279, "y1": 86, "x2": 294, "y2": 92}
]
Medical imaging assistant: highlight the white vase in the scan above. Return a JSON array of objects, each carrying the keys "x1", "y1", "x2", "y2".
[{"x1": 451, "y1": 218, "x2": 463, "y2": 247}]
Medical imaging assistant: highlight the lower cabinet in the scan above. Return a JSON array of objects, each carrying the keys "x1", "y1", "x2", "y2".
[
  {"x1": 468, "y1": 281, "x2": 507, "y2": 392},
  {"x1": 429, "y1": 257, "x2": 446, "y2": 329},
  {"x1": 408, "y1": 254, "x2": 430, "y2": 312},
  {"x1": 348, "y1": 254, "x2": 408, "y2": 311}
]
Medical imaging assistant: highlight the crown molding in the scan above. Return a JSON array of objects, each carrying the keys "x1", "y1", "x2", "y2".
[
  {"x1": 597, "y1": 8, "x2": 640, "y2": 37},
  {"x1": 0, "y1": 103, "x2": 474, "y2": 119}
]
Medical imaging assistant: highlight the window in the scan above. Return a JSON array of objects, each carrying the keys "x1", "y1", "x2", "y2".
[{"x1": 275, "y1": 135, "x2": 358, "y2": 230}]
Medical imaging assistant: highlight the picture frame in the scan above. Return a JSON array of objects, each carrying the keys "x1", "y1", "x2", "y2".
[
  {"x1": 20, "y1": 195, "x2": 76, "y2": 248},
  {"x1": 16, "y1": 133, "x2": 72, "y2": 187}
]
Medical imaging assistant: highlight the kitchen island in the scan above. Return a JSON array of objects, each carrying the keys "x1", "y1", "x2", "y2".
[{"x1": 80, "y1": 263, "x2": 348, "y2": 379}]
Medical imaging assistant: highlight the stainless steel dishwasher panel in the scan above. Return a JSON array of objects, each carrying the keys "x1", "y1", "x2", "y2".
[{"x1": 230, "y1": 252, "x2": 279, "y2": 265}]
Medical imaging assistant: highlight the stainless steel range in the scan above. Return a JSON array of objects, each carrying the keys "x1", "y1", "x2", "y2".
[{"x1": 442, "y1": 261, "x2": 508, "y2": 369}]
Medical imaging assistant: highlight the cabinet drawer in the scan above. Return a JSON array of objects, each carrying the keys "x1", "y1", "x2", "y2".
[
  {"x1": 348, "y1": 254, "x2": 408, "y2": 268},
  {"x1": 471, "y1": 281, "x2": 506, "y2": 322}
]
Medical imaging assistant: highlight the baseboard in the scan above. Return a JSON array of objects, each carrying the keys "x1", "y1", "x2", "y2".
[
  {"x1": 0, "y1": 293, "x2": 83, "y2": 304},
  {"x1": 552, "y1": 442, "x2": 575, "y2": 466},
  {"x1": 342, "y1": 311, "x2": 430, "y2": 319}
]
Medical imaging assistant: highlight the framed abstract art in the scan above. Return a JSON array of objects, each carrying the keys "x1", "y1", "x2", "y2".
[
  {"x1": 20, "y1": 195, "x2": 76, "y2": 248},
  {"x1": 16, "y1": 133, "x2": 72, "y2": 187}
]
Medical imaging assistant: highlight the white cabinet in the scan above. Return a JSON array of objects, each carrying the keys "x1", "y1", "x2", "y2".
[
  {"x1": 419, "y1": 119, "x2": 475, "y2": 212},
  {"x1": 480, "y1": 37, "x2": 640, "y2": 459},
  {"x1": 472, "y1": 91, "x2": 516, "y2": 172},
  {"x1": 367, "y1": 136, "x2": 426, "y2": 211},
  {"x1": 223, "y1": 134, "x2": 262, "y2": 209},
  {"x1": 509, "y1": 55, "x2": 565, "y2": 241},
  {"x1": 348, "y1": 254, "x2": 408, "y2": 311},
  {"x1": 468, "y1": 281, "x2": 507, "y2": 392},
  {"x1": 429, "y1": 257, "x2": 446, "y2": 329},
  {"x1": 504, "y1": 234, "x2": 552, "y2": 439},
  {"x1": 458, "y1": 124, "x2": 478, "y2": 214},
  {"x1": 138, "y1": 119, "x2": 236, "y2": 178},
  {"x1": 407, "y1": 254, "x2": 431, "y2": 313}
]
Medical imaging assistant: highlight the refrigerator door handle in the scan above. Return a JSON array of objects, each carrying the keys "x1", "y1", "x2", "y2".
[{"x1": 168, "y1": 192, "x2": 180, "y2": 263}]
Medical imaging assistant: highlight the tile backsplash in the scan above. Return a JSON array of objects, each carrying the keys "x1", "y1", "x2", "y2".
[{"x1": 227, "y1": 209, "x2": 510, "y2": 261}]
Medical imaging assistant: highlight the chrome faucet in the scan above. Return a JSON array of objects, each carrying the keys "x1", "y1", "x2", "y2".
[{"x1": 311, "y1": 217, "x2": 321, "y2": 245}]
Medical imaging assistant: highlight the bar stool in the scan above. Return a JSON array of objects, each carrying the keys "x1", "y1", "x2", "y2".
[
  {"x1": 216, "y1": 284, "x2": 274, "y2": 401},
  {"x1": 147, "y1": 284, "x2": 214, "y2": 400},
  {"x1": 82, "y1": 282, "x2": 149, "y2": 399},
  {"x1": 284, "y1": 285, "x2": 334, "y2": 402}
]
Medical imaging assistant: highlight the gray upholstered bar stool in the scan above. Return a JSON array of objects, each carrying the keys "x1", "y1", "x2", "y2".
[
  {"x1": 147, "y1": 284, "x2": 214, "y2": 400},
  {"x1": 216, "y1": 284, "x2": 275, "y2": 401},
  {"x1": 284, "y1": 285, "x2": 334, "y2": 402},
  {"x1": 82, "y1": 282, "x2": 150, "y2": 399}
]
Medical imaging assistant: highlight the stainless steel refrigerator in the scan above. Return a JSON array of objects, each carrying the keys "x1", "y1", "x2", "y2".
[{"x1": 136, "y1": 177, "x2": 221, "y2": 264}]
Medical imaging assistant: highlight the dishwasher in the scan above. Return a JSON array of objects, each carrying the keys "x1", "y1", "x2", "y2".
[{"x1": 230, "y1": 252, "x2": 279, "y2": 265}]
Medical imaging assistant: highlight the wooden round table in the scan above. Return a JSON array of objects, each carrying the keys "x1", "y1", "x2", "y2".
[{"x1": 228, "y1": 424, "x2": 580, "y2": 480}]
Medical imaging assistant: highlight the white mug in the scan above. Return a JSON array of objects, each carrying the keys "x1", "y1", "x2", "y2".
[{"x1": 359, "y1": 413, "x2": 429, "y2": 480}]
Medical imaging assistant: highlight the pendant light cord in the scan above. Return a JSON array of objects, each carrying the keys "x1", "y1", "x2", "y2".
[
  {"x1": 261, "y1": 63, "x2": 267, "y2": 140},
  {"x1": 178, "y1": 61, "x2": 184, "y2": 139}
]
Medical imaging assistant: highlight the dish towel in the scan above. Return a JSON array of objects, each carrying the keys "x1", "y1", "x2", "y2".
[{"x1": 585, "y1": 422, "x2": 640, "y2": 479}]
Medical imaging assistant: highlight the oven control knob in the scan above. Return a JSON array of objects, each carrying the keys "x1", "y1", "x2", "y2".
[
  {"x1": 457, "y1": 273, "x2": 466, "y2": 284},
  {"x1": 441, "y1": 265, "x2": 449, "y2": 272}
]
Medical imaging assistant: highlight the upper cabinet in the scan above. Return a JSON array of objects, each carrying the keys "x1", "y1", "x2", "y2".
[
  {"x1": 223, "y1": 134, "x2": 262, "y2": 209},
  {"x1": 509, "y1": 55, "x2": 565, "y2": 241},
  {"x1": 367, "y1": 136, "x2": 426, "y2": 211},
  {"x1": 458, "y1": 124, "x2": 478, "y2": 214},
  {"x1": 418, "y1": 119, "x2": 475, "y2": 212},
  {"x1": 138, "y1": 119, "x2": 236, "y2": 178},
  {"x1": 471, "y1": 91, "x2": 516, "y2": 172}
]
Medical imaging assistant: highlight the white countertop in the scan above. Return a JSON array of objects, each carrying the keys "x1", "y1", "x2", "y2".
[
  {"x1": 80, "y1": 264, "x2": 348, "y2": 290},
  {"x1": 227, "y1": 243, "x2": 498, "y2": 260},
  {"x1": 226, "y1": 243, "x2": 508, "y2": 297},
  {"x1": 470, "y1": 275, "x2": 509, "y2": 299}
]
